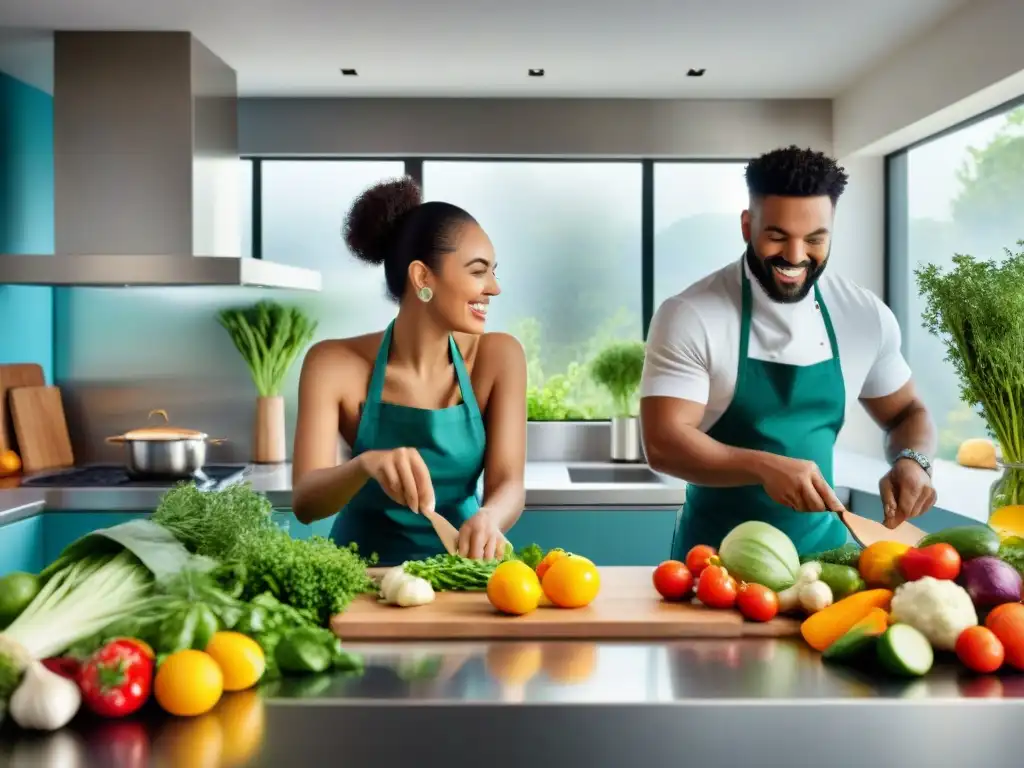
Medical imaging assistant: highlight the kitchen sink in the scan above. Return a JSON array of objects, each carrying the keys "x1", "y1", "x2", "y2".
[{"x1": 567, "y1": 466, "x2": 663, "y2": 484}]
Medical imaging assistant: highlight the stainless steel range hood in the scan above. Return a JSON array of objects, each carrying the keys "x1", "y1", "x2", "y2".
[{"x1": 0, "y1": 31, "x2": 321, "y2": 291}]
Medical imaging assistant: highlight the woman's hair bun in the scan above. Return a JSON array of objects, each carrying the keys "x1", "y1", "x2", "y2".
[{"x1": 343, "y1": 176, "x2": 423, "y2": 265}]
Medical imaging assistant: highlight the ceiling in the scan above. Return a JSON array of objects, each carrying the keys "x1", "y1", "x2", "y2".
[{"x1": 0, "y1": 0, "x2": 970, "y2": 98}]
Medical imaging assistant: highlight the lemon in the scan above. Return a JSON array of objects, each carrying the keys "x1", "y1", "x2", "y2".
[
  {"x1": 487, "y1": 560, "x2": 542, "y2": 615},
  {"x1": 204, "y1": 632, "x2": 266, "y2": 692},
  {"x1": 990, "y1": 505, "x2": 1024, "y2": 539},
  {"x1": 155, "y1": 650, "x2": 224, "y2": 717}
]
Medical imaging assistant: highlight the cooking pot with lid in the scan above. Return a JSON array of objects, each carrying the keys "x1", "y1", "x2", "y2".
[{"x1": 106, "y1": 409, "x2": 227, "y2": 478}]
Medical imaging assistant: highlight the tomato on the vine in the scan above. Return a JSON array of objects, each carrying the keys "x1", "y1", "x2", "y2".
[
  {"x1": 736, "y1": 583, "x2": 779, "y2": 622},
  {"x1": 652, "y1": 561, "x2": 694, "y2": 601},
  {"x1": 696, "y1": 565, "x2": 737, "y2": 609},
  {"x1": 685, "y1": 545, "x2": 717, "y2": 578}
]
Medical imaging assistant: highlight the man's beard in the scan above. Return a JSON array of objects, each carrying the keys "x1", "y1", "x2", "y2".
[{"x1": 744, "y1": 242, "x2": 828, "y2": 304}]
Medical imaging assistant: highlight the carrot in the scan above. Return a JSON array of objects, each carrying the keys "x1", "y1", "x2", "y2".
[{"x1": 800, "y1": 589, "x2": 894, "y2": 652}]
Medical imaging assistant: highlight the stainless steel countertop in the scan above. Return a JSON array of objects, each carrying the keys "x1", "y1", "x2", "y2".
[
  {"x1": 2, "y1": 639, "x2": 1021, "y2": 767},
  {"x1": 0, "y1": 449, "x2": 995, "y2": 524}
]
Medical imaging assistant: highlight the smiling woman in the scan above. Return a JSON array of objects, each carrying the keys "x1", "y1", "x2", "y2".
[{"x1": 290, "y1": 176, "x2": 528, "y2": 567}]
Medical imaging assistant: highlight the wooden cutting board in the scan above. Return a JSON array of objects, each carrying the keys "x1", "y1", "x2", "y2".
[
  {"x1": 331, "y1": 567, "x2": 802, "y2": 641},
  {"x1": 0, "y1": 363, "x2": 45, "y2": 454},
  {"x1": 9, "y1": 385, "x2": 75, "y2": 473}
]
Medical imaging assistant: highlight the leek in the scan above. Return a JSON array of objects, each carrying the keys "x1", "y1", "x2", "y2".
[{"x1": 0, "y1": 551, "x2": 153, "y2": 703}]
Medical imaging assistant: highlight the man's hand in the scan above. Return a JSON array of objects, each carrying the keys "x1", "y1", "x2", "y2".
[
  {"x1": 756, "y1": 455, "x2": 847, "y2": 513},
  {"x1": 879, "y1": 459, "x2": 936, "y2": 529}
]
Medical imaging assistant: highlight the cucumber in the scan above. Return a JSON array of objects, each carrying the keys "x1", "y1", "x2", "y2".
[
  {"x1": 876, "y1": 624, "x2": 934, "y2": 677},
  {"x1": 800, "y1": 543, "x2": 862, "y2": 568},
  {"x1": 817, "y1": 563, "x2": 866, "y2": 600},
  {"x1": 917, "y1": 525, "x2": 999, "y2": 560}
]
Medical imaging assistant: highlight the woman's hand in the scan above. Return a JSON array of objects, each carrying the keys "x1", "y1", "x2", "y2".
[
  {"x1": 457, "y1": 509, "x2": 507, "y2": 560},
  {"x1": 360, "y1": 448, "x2": 436, "y2": 514}
]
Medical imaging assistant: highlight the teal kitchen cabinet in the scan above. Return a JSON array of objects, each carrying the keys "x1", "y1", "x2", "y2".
[
  {"x1": 511, "y1": 509, "x2": 677, "y2": 566},
  {"x1": 0, "y1": 516, "x2": 45, "y2": 577},
  {"x1": 43, "y1": 512, "x2": 148, "y2": 564}
]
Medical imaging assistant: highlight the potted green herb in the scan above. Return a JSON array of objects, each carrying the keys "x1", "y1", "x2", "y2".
[
  {"x1": 916, "y1": 245, "x2": 1024, "y2": 518},
  {"x1": 218, "y1": 301, "x2": 318, "y2": 464},
  {"x1": 589, "y1": 341, "x2": 646, "y2": 462}
]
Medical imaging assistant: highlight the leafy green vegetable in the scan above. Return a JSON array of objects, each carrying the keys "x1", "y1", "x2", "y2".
[
  {"x1": 514, "y1": 543, "x2": 545, "y2": 570},
  {"x1": 589, "y1": 341, "x2": 646, "y2": 417},
  {"x1": 402, "y1": 543, "x2": 546, "y2": 591},
  {"x1": 917, "y1": 247, "x2": 1024, "y2": 470},
  {"x1": 998, "y1": 536, "x2": 1024, "y2": 577},
  {"x1": 218, "y1": 300, "x2": 318, "y2": 397}
]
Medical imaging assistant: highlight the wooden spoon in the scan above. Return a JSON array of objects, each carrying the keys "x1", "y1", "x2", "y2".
[
  {"x1": 421, "y1": 508, "x2": 460, "y2": 555},
  {"x1": 838, "y1": 509, "x2": 925, "y2": 548}
]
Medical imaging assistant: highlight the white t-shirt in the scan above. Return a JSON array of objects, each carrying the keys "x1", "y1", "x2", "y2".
[{"x1": 641, "y1": 256, "x2": 912, "y2": 433}]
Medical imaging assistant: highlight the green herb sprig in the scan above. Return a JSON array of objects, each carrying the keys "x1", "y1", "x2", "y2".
[
  {"x1": 589, "y1": 341, "x2": 646, "y2": 417},
  {"x1": 218, "y1": 300, "x2": 318, "y2": 397},
  {"x1": 916, "y1": 245, "x2": 1024, "y2": 470}
]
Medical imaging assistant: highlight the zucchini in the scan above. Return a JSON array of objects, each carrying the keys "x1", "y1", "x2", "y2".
[
  {"x1": 917, "y1": 525, "x2": 999, "y2": 560},
  {"x1": 800, "y1": 543, "x2": 862, "y2": 568},
  {"x1": 876, "y1": 624, "x2": 934, "y2": 677},
  {"x1": 822, "y1": 607, "x2": 888, "y2": 663},
  {"x1": 817, "y1": 563, "x2": 866, "y2": 600}
]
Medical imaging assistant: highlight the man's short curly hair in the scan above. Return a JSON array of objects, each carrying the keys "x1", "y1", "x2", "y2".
[{"x1": 744, "y1": 145, "x2": 849, "y2": 205}]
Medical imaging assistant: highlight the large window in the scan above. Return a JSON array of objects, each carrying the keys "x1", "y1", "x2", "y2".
[
  {"x1": 654, "y1": 163, "x2": 748, "y2": 307},
  {"x1": 250, "y1": 158, "x2": 756, "y2": 421},
  {"x1": 423, "y1": 161, "x2": 643, "y2": 420},
  {"x1": 888, "y1": 102, "x2": 1024, "y2": 460}
]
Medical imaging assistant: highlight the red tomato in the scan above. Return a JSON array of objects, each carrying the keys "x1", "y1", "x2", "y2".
[
  {"x1": 653, "y1": 561, "x2": 694, "y2": 601},
  {"x1": 898, "y1": 543, "x2": 961, "y2": 581},
  {"x1": 79, "y1": 639, "x2": 155, "y2": 718},
  {"x1": 736, "y1": 583, "x2": 780, "y2": 622},
  {"x1": 696, "y1": 565, "x2": 737, "y2": 609},
  {"x1": 685, "y1": 545, "x2": 717, "y2": 578},
  {"x1": 956, "y1": 625, "x2": 1004, "y2": 674},
  {"x1": 985, "y1": 602, "x2": 1024, "y2": 670}
]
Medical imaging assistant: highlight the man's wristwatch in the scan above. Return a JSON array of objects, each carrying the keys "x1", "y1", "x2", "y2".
[{"x1": 894, "y1": 448, "x2": 933, "y2": 477}]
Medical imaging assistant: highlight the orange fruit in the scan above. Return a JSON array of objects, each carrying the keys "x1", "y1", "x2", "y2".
[
  {"x1": 535, "y1": 549, "x2": 568, "y2": 580},
  {"x1": 541, "y1": 555, "x2": 601, "y2": 608},
  {"x1": 154, "y1": 650, "x2": 224, "y2": 716},
  {"x1": 0, "y1": 450, "x2": 21, "y2": 476},
  {"x1": 858, "y1": 541, "x2": 910, "y2": 588},
  {"x1": 204, "y1": 632, "x2": 266, "y2": 691},
  {"x1": 487, "y1": 561, "x2": 543, "y2": 615}
]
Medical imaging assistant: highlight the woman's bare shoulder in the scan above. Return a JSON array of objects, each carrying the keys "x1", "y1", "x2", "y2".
[
  {"x1": 455, "y1": 332, "x2": 525, "y2": 374},
  {"x1": 302, "y1": 332, "x2": 385, "y2": 377}
]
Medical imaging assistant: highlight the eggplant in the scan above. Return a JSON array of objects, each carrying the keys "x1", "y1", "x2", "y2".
[{"x1": 960, "y1": 556, "x2": 1023, "y2": 609}]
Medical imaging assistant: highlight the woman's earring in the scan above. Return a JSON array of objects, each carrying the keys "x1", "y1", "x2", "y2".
[{"x1": 417, "y1": 286, "x2": 433, "y2": 303}]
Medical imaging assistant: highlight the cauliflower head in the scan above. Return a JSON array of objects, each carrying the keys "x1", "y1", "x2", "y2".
[{"x1": 890, "y1": 576, "x2": 978, "y2": 651}]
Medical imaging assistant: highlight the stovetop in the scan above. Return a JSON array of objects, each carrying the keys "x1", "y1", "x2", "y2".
[{"x1": 20, "y1": 464, "x2": 248, "y2": 490}]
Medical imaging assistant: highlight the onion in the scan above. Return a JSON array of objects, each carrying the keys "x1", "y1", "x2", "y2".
[{"x1": 960, "y1": 556, "x2": 1022, "y2": 609}]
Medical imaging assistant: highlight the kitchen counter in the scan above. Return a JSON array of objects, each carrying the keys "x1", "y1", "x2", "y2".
[
  {"x1": 0, "y1": 449, "x2": 996, "y2": 525},
  {"x1": 1, "y1": 638, "x2": 1021, "y2": 767}
]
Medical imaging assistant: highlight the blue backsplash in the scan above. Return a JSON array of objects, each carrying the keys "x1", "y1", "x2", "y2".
[{"x1": 0, "y1": 71, "x2": 55, "y2": 380}]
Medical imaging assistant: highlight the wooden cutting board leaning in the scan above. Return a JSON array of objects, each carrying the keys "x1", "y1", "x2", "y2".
[
  {"x1": 9, "y1": 385, "x2": 75, "y2": 473},
  {"x1": 0, "y1": 363, "x2": 45, "y2": 454}
]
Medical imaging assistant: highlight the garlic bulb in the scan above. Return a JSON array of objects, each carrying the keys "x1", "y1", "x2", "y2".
[
  {"x1": 9, "y1": 662, "x2": 81, "y2": 731},
  {"x1": 394, "y1": 576, "x2": 435, "y2": 607}
]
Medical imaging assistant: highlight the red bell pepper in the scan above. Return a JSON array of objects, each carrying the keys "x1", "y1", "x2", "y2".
[{"x1": 78, "y1": 639, "x2": 155, "y2": 718}]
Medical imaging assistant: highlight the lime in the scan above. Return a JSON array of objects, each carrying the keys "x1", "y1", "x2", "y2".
[{"x1": 0, "y1": 571, "x2": 40, "y2": 629}]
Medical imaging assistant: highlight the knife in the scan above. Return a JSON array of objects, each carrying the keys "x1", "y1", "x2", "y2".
[
  {"x1": 837, "y1": 508, "x2": 925, "y2": 548},
  {"x1": 421, "y1": 508, "x2": 460, "y2": 555}
]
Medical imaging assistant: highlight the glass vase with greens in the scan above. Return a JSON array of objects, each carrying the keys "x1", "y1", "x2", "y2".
[
  {"x1": 218, "y1": 301, "x2": 318, "y2": 463},
  {"x1": 916, "y1": 244, "x2": 1024, "y2": 521},
  {"x1": 589, "y1": 341, "x2": 646, "y2": 462}
]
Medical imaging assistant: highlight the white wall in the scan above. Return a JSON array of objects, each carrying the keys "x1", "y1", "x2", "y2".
[
  {"x1": 239, "y1": 97, "x2": 833, "y2": 158},
  {"x1": 835, "y1": 0, "x2": 1024, "y2": 156}
]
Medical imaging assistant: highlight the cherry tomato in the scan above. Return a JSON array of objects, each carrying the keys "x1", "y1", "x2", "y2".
[
  {"x1": 685, "y1": 545, "x2": 717, "y2": 578},
  {"x1": 696, "y1": 565, "x2": 737, "y2": 609},
  {"x1": 736, "y1": 582, "x2": 779, "y2": 622},
  {"x1": 652, "y1": 560, "x2": 694, "y2": 601},
  {"x1": 79, "y1": 639, "x2": 155, "y2": 718},
  {"x1": 898, "y1": 543, "x2": 961, "y2": 582},
  {"x1": 956, "y1": 625, "x2": 1004, "y2": 674}
]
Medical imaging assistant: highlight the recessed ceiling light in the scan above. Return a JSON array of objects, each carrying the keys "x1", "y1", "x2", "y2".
[
  {"x1": 340, "y1": 68, "x2": 358, "y2": 76},
  {"x1": 687, "y1": 68, "x2": 706, "y2": 77},
  {"x1": 528, "y1": 68, "x2": 545, "y2": 77}
]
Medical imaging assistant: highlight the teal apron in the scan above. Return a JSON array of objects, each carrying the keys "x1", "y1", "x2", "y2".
[
  {"x1": 330, "y1": 320, "x2": 486, "y2": 566},
  {"x1": 670, "y1": 269, "x2": 850, "y2": 558}
]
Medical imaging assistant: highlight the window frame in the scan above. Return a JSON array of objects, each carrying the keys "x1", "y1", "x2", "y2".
[
  {"x1": 245, "y1": 154, "x2": 749, "y2": 421},
  {"x1": 884, "y1": 91, "x2": 1024, "y2": 359}
]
